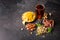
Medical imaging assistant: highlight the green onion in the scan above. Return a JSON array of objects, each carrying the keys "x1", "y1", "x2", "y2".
[
  {"x1": 36, "y1": 23, "x2": 43, "y2": 27},
  {"x1": 48, "y1": 27, "x2": 52, "y2": 33}
]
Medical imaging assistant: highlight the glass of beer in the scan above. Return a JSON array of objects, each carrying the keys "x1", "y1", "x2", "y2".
[{"x1": 36, "y1": 4, "x2": 45, "y2": 19}]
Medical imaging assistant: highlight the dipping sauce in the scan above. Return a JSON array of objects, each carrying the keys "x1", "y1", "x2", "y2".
[{"x1": 36, "y1": 4, "x2": 44, "y2": 19}]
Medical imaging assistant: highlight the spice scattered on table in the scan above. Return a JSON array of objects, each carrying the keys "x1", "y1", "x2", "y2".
[
  {"x1": 30, "y1": 32, "x2": 33, "y2": 34},
  {"x1": 21, "y1": 28, "x2": 24, "y2": 31},
  {"x1": 49, "y1": 13, "x2": 52, "y2": 16},
  {"x1": 42, "y1": 35, "x2": 45, "y2": 38}
]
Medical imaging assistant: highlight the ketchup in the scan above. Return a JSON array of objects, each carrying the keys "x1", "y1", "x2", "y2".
[{"x1": 36, "y1": 4, "x2": 44, "y2": 19}]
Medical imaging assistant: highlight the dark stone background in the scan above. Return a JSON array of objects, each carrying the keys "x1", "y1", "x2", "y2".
[{"x1": 0, "y1": 0, "x2": 60, "y2": 40}]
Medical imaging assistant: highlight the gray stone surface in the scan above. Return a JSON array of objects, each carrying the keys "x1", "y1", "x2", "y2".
[{"x1": 0, "y1": 0, "x2": 60, "y2": 40}]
